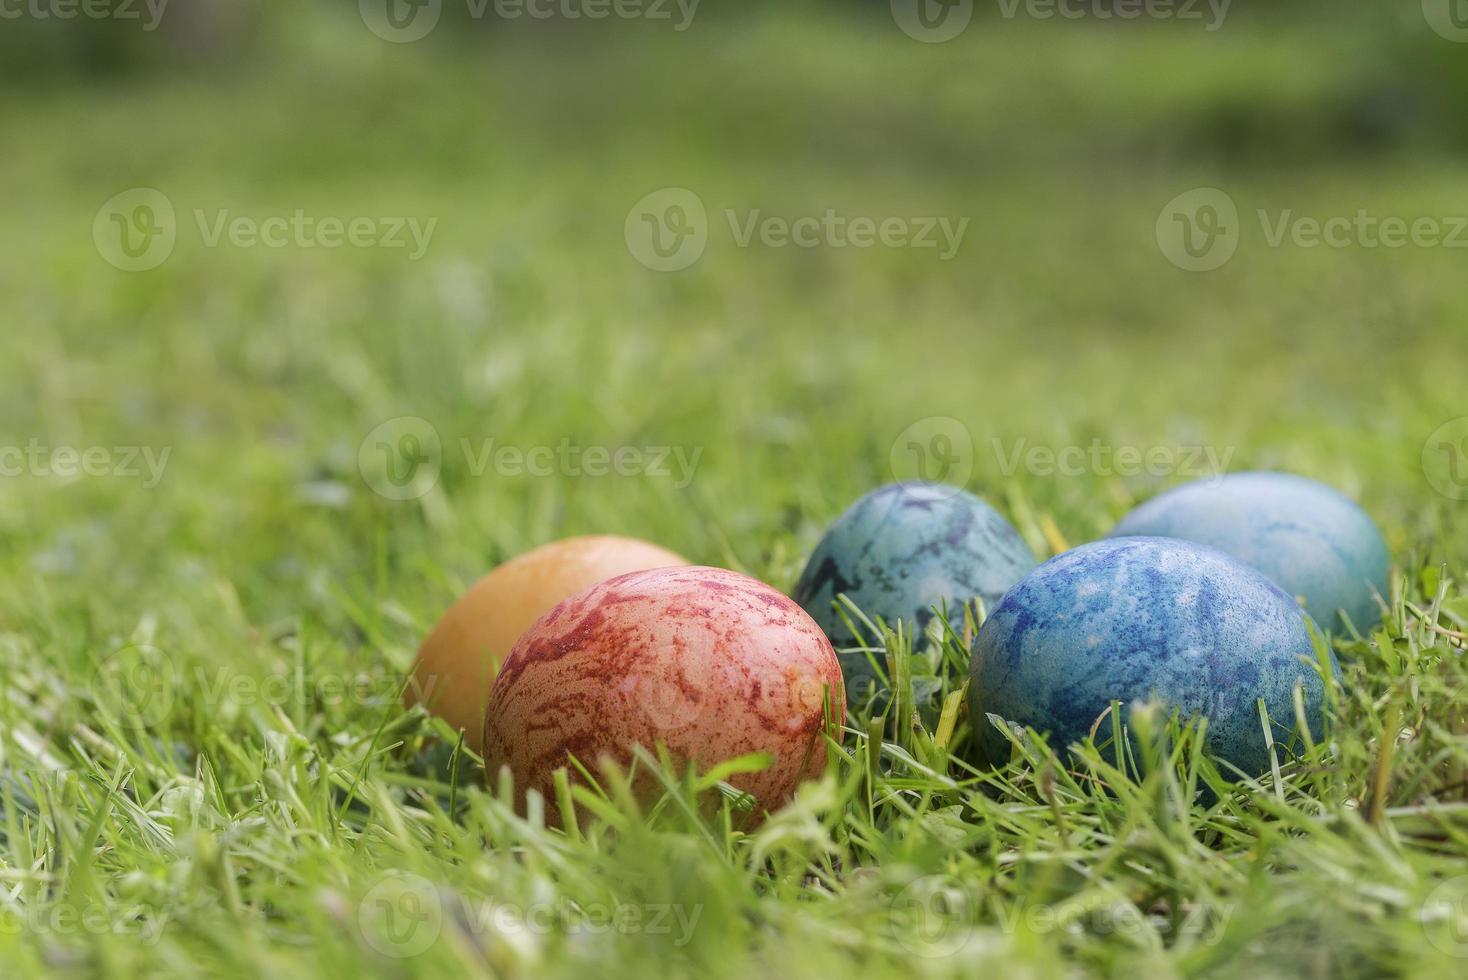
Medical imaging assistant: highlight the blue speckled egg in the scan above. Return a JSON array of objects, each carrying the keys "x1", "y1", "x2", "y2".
[
  {"x1": 793, "y1": 482, "x2": 1037, "y2": 702},
  {"x1": 1109, "y1": 472, "x2": 1389, "y2": 631},
  {"x1": 970, "y1": 537, "x2": 1337, "y2": 777}
]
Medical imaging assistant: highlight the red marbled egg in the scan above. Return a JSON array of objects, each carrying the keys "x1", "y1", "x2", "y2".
[
  {"x1": 407, "y1": 535, "x2": 687, "y2": 753},
  {"x1": 483, "y1": 566, "x2": 844, "y2": 815}
]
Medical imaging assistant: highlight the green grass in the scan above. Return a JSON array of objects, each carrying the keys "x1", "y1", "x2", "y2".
[{"x1": 4, "y1": 8, "x2": 1468, "y2": 978}]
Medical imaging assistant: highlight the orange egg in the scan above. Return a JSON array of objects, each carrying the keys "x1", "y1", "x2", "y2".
[
  {"x1": 407, "y1": 535, "x2": 687, "y2": 753},
  {"x1": 484, "y1": 566, "x2": 845, "y2": 817}
]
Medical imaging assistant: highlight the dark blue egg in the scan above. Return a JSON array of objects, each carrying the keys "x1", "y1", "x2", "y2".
[
  {"x1": 1109, "y1": 472, "x2": 1389, "y2": 631},
  {"x1": 794, "y1": 482, "x2": 1037, "y2": 702},
  {"x1": 970, "y1": 537, "x2": 1337, "y2": 777}
]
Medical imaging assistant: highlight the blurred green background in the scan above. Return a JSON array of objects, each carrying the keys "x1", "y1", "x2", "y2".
[
  {"x1": 4, "y1": 2, "x2": 1464, "y2": 597},
  {"x1": 1, "y1": 0, "x2": 1465, "y2": 649}
]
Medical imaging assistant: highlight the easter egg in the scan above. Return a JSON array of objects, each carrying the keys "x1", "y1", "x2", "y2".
[
  {"x1": 407, "y1": 535, "x2": 687, "y2": 753},
  {"x1": 1109, "y1": 472, "x2": 1389, "y2": 631},
  {"x1": 970, "y1": 537, "x2": 1337, "y2": 777},
  {"x1": 792, "y1": 482, "x2": 1036, "y2": 702},
  {"x1": 483, "y1": 566, "x2": 843, "y2": 814}
]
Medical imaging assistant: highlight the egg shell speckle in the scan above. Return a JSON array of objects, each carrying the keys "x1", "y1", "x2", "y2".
[
  {"x1": 793, "y1": 482, "x2": 1037, "y2": 702},
  {"x1": 408, "y1": 535, "x2": 687, "y2": 753},
  {"x1": 970, "y1": 536, "x2": 1338, "y2": 777},
  {"x1": 1109, "y1": 472, "x2": 1389, "y2": 631},
  {"x1": 483, "y1": 565, "x2": 844, "y2": 813}
]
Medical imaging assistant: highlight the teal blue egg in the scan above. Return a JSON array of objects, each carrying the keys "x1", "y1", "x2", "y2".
[
  {"x1": 1109, "y1": 472, "x2": 1389, "y2": 631},
  {"x1": 793, "y1": 482, "x2": 1037, "y2": 703},
  {"x1": 970, "y1": 537, "x2": 1336, "y2": 777}
]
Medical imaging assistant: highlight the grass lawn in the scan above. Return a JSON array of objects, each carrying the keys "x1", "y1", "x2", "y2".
[{"x1": 2, "y1": 6, "x2": 1468, "y2": 977}]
